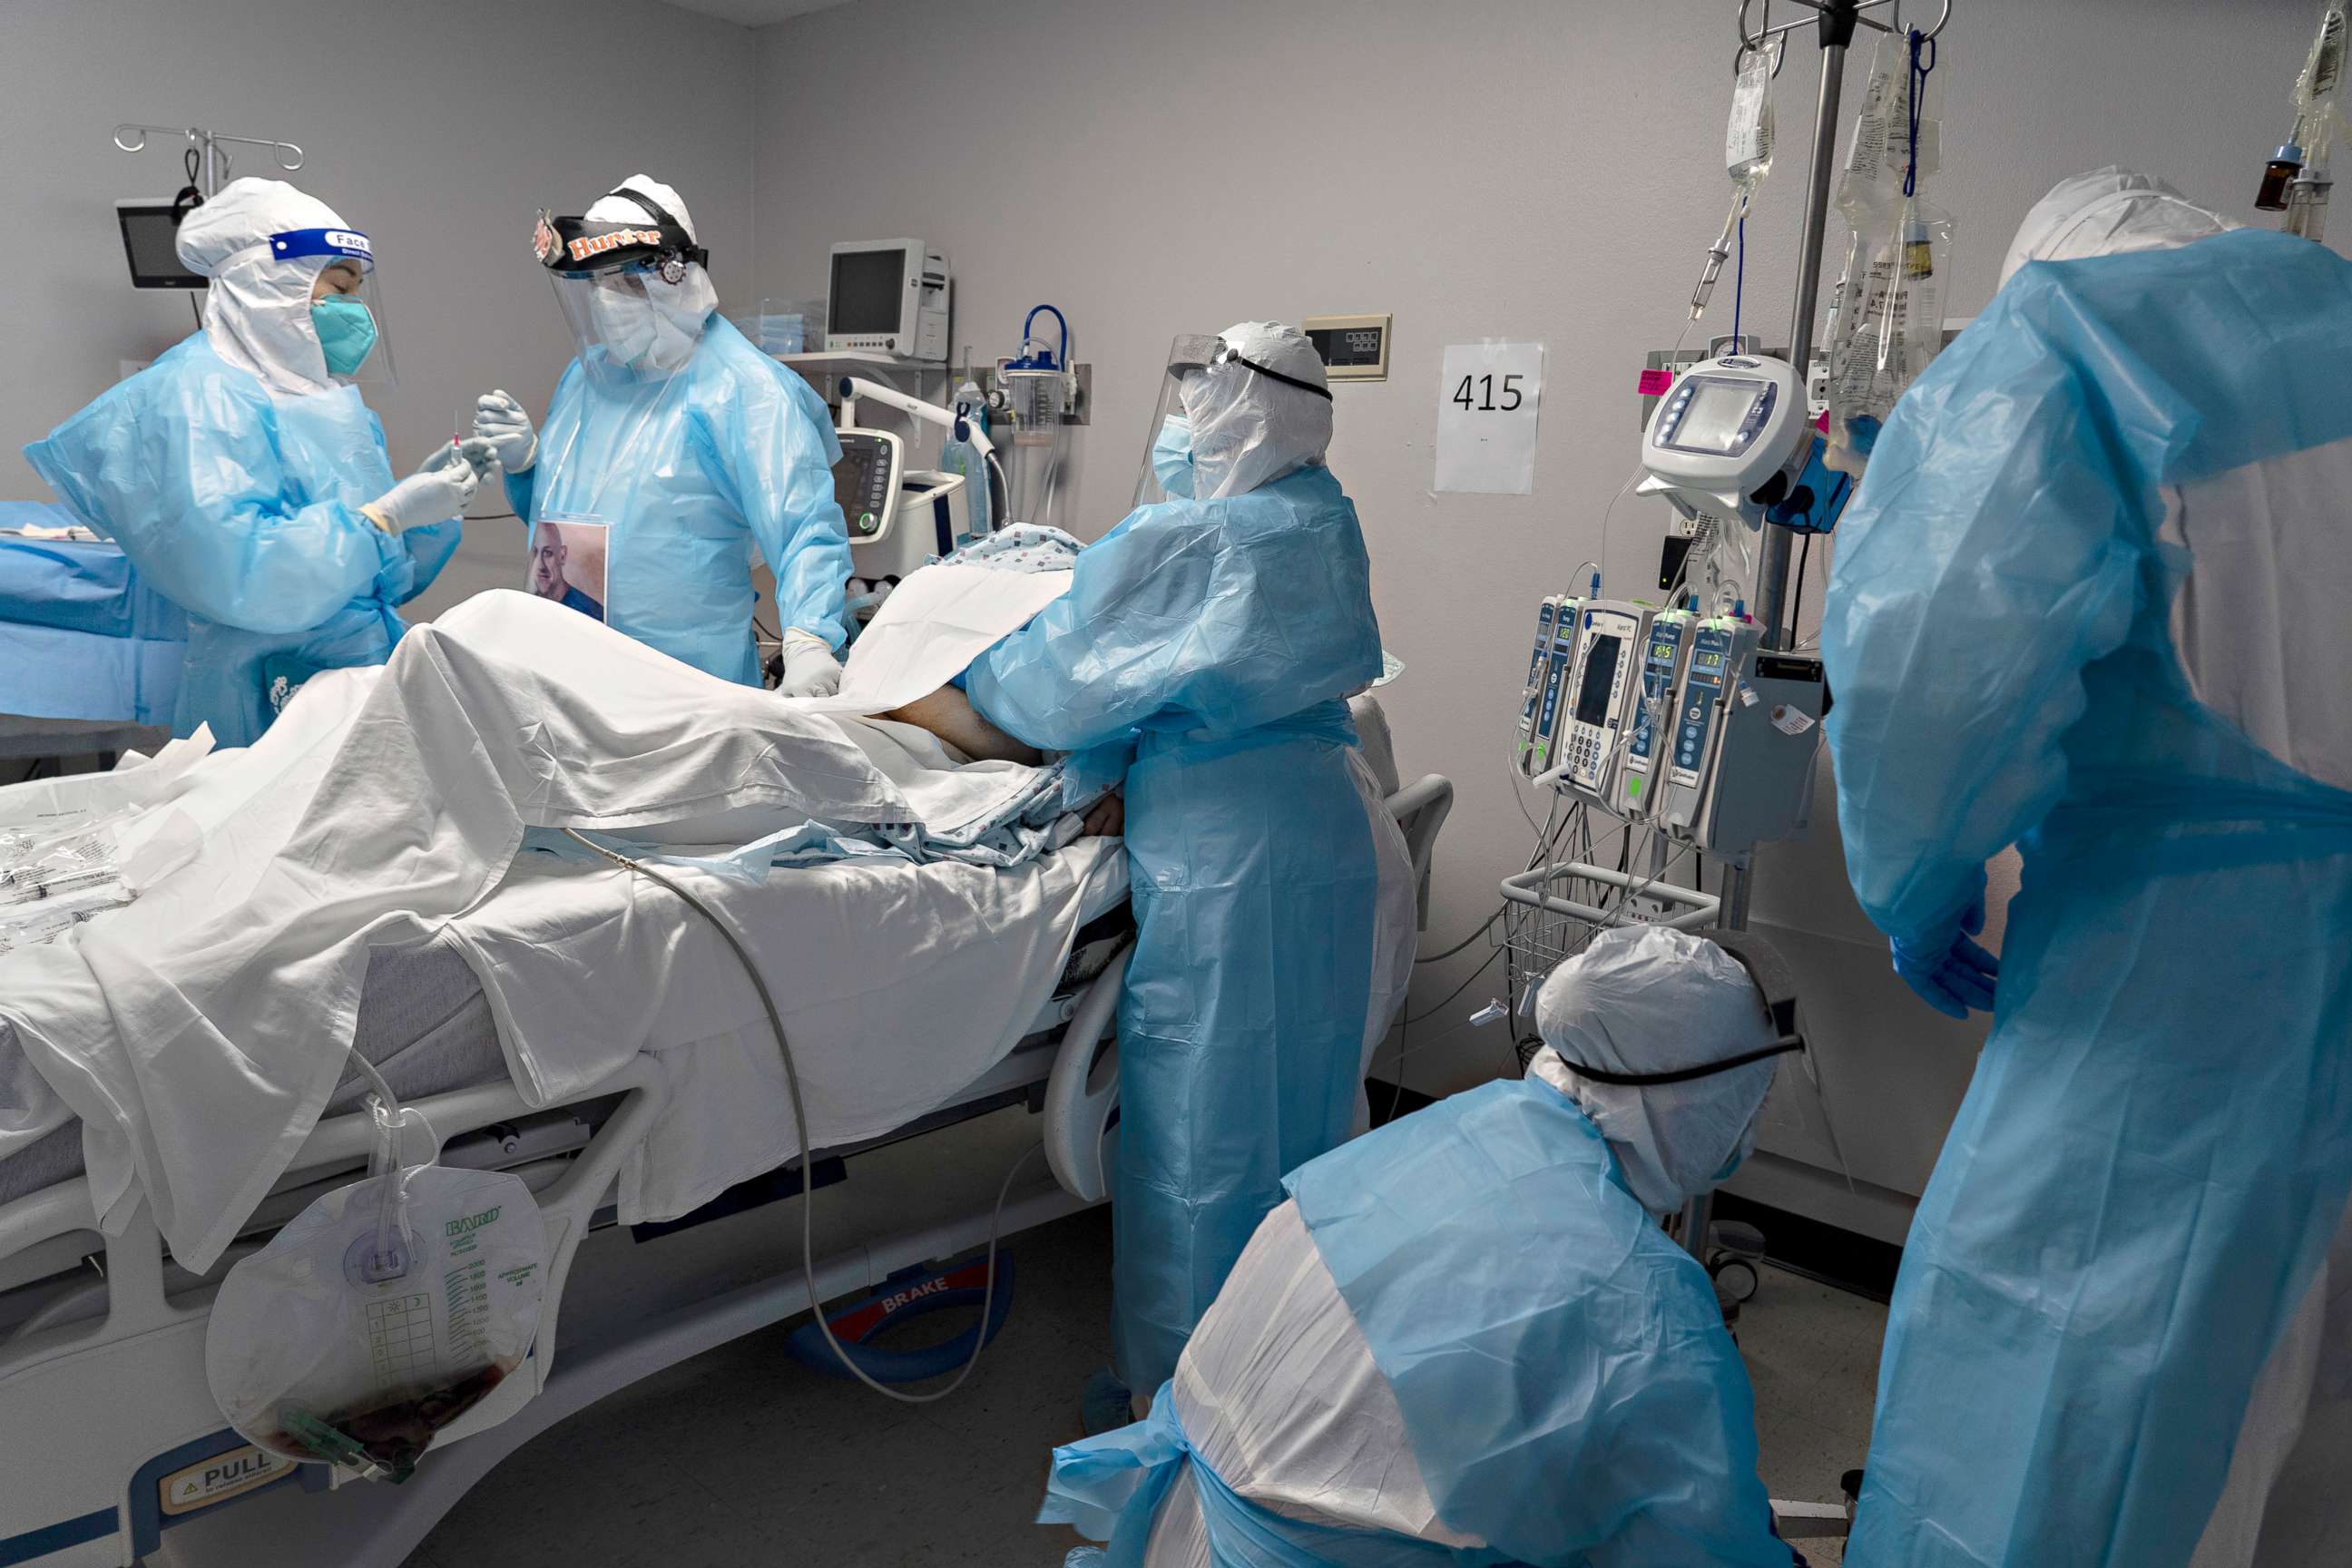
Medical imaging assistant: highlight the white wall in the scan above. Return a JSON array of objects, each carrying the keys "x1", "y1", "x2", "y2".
[
  {"x1": 753, "y1": 0, "x2": 2338, "y2": 1233},
  {"x1": 0, "y1": 0, "x2": 760, "y2": 615}
]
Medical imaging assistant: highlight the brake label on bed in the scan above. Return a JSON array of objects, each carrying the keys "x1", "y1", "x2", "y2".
[{"x1": 159, "y1": 1444, "x2": 296, "y2": 1514}]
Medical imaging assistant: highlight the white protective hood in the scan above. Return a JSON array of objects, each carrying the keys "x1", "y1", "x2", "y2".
[
  {"x1": 576, "y1": 176, "x2": 719, "y2": 373},
  {"x1": 1183, "y1": 320, "x2": 1335, "y2": 499},
  {"x1": 176, "y1": 177, "x2": 360, "y2": 397},
  {"x1": 1531, "y1": 925, "x2": 1779, "y2": 1215},
  {"x1": 1998, "y1": 166, "x2": 2239, "y2": 289}
]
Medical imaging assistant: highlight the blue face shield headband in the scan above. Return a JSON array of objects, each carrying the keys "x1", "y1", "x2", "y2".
[{"x1": 269, "y1": 227, "x2": 374, "y2": 268}]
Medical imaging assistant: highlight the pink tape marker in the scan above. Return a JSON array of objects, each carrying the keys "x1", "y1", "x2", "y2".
[{"x1": 1637, "y1": 368, "x2": 1676, "y2": 396}]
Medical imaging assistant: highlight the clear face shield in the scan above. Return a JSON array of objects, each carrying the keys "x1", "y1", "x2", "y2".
[
  {"x1": 1132, "y1": 334, "x2": 1221, "y2": 507},
  {"x1": 533, "y1": 208, "x2": 713, "y2": 383},
  {"x1": 1132, "y1": 330, "x2": 1335, "y2": 506},
  {"x1": 273, "y1": 227, "x2": 396, "y2": 387}
]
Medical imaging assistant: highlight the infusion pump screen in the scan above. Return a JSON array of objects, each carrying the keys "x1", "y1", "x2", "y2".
[
  {"x1": 829, "y1": 250, "x2": 906, "y2": 334},
  {"x1": 1574, "y1": 634, "x2": 1623, "y2": 725},
  {"x1": 1671, "y1": 381, "x2": 1760, "y2": 455}
]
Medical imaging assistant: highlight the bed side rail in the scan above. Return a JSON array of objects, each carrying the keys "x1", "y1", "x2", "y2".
[
  {"x1": 1385, "y1": 772, "x2": 1453, "y2": 929},
  {"x1": 0, "y1": 1057, "x2": 669, "y2": 1382}
]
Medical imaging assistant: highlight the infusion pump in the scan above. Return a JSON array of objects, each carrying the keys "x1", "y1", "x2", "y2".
[
  {"x1": 1511, "y1": 592, "x2": 1824, "y2": 855},
  {"x1": 1636, "y1": 354, "x2": 1808, "y2": 529}
]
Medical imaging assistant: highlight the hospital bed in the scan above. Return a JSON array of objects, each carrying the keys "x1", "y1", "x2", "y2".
[
  {"x1": 0, "y1": 696, "x2": 1451, "y2": 1568},
  {"x1": 0, "y1": 503, "x2": 182, "y2": 767}
]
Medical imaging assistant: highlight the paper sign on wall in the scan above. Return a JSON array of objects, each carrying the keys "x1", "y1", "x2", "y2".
[{"x1": 1435, "y1": 342, "x2": 1545, "y2": 495}]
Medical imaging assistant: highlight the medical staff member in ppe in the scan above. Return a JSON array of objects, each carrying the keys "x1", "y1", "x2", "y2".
[
  {"x1": 965, "y1": 323, "x2": 1416, "y2": 1408},
  {"x1": 475, "y1": 178, "x2": 851, "y2": 694},
  {"x1": 1044, "y1": 924, "x2": 1800, "y2": 1568},
  {"x1": 26, "y1": 178, "x2": 481, "y2": 746},
  {"x1": 1823, "y1": 169, "x2": 2352, "y2": 1568}
]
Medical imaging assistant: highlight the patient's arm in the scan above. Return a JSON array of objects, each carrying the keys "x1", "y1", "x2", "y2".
[
  {"x1": 1080, "y1": 790, "x2": 1123, "y2": 838},
  {"x1": 878, "y1": 686, "x2": 1044, "y2": 766}
]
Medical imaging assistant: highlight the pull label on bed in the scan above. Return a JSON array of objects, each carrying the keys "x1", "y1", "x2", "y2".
[{"x1": 159, "y1": 1444, "x2": 298, "y2": 1515}]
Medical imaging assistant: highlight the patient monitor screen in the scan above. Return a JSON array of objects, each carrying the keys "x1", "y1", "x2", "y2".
[
  {"x1": 118, "y1": 203, "x2": 204, "y2": 289},
  {"x1": 829, "y1": 249, "x2": 906, "y2": 336},
  {"x1": 1574, "y1": 634, "x2": 1623, "y2": 726}
]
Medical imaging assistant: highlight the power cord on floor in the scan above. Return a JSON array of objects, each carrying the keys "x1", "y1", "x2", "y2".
[
  {"x1": 561, "y1": 828, "x2": 1029, "y2": 1406},
  {"x1": 1416, "y1": 906, "x2": 1502, "y2": 965}
]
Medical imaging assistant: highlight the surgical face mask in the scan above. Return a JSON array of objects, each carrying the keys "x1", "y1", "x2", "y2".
[
  {"x1": 1152, "y1": 415, "x2": 1196, "y2": 499},
  {"x1": 310, "y1": 296, "x2": 378, "y2": 377},
  {"x1": 589, "y1": 277, "x2": 657, "y2": 362},
  {"x1": 583, "y1": 271, "x2": 706, "y2": 374}
]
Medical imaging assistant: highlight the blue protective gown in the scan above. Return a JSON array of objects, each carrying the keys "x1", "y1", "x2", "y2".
[
  {"x1": 1824, "y1": 229, "x2": 2352, "y2": 1567},
  {"x1": 24, "y1": 334, "x2": 457, "y2": 747},
  {"x1": 965, "y1": 463, "x2": 1389, "y2": 1391},
  {"x1": 1043, "y1": 1076, "x2": 1788, "y2": 1567},
  {"x1": 507, "y1": 315, "x2": 849, "y2": 683}
]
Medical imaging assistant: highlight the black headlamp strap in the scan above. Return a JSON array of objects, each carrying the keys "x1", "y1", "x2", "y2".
[
  {"x1": 608, "y1": 184, "x2": 686, "y2": 237},
  {"x1": 601, "y1": 186, "x2": 709, "y2": 279},
  {"x1": 1222, "y1": 349, "x2": 1335, "y2": 402},
  {"x1": 1555, "y1": 1035, "x2": 1805, "y2": 1088}
]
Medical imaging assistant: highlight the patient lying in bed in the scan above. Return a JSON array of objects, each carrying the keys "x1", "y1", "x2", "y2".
[
  {"x1": 878, "y1": 686, "x2": 1040, "y2": 767},
  {"x1": 874, "y1": 686, "x2": 1124, "y2": 837}
]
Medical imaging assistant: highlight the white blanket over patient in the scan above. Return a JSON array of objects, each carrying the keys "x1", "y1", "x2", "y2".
[{"x1": 0, "y1": 571, "x2": 1093, "y2": 1268}]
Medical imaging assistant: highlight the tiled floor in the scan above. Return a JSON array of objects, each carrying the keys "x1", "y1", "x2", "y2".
[
  {"x1": 404, "y1": 1208, "x2": 1886, "y2": 1567},
  {"x1": 1733, "y1": 1265, "x2": 1887, "y2": 1565}
]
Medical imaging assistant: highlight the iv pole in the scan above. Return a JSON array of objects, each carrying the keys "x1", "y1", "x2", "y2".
[
  {"x1": 113, "y1": 123, "x2": 306, "y2": 197},
  {"x1": 1714, "y1": 0, "x2": 1946, "y2": 939},
  {"x1": 1682, "y1": 0, "x2": 1947, "y2": 1266},
  {"x1": 1735, "y1": 0, "x2": 1946, "y2": 655}
]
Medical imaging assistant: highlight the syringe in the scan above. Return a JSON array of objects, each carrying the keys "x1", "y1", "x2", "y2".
[{"x1": 0, "y1": 866, "x2": 123, "y2": 905}]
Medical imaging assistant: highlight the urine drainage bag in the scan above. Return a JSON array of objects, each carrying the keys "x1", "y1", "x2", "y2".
[{"x1": 205, "y1": 1162, "x2": 548, "y2": 1482}]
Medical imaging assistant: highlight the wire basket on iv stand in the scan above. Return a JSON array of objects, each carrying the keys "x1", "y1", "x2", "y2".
[{"x1": 1501, "y1": 854, "x2": 1722, "y2": 981}]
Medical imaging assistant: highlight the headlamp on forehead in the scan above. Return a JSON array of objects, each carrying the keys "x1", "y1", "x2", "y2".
[{"x1": 531, "y1": 187, "x2": 707, "y2": 283}]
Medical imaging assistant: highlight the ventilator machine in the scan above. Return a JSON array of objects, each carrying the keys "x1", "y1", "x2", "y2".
[{"x1": 834, "y1": 376, "x2": 998, "y2": 583}]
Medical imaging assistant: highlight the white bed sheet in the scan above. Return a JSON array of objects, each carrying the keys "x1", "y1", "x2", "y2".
[
  {"x1": 0, "y1": 569, "x2": 1091, "y2": 1270},
  {"x1": 450, "y1": 835, "x2": 1126, "y2": 1222}
]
